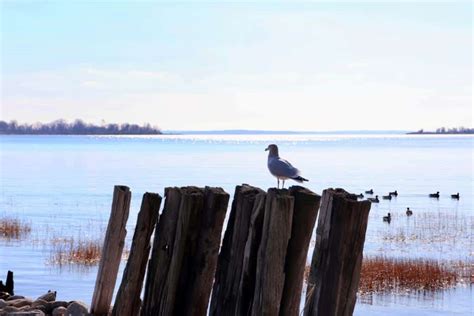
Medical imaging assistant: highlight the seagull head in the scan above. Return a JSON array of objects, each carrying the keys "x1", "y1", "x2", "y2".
[{"x1": 265, "y1": 144, "x2": 279, "y2": 157}]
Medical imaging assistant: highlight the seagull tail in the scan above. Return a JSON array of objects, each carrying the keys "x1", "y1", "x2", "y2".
[{"x1": 292, "y1": 176, "x2": 308, "y2": 183}]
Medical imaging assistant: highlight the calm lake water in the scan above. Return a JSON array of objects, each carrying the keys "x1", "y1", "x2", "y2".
[{"x1": 0, "y1": 134, "x2": 472, "y2": 315}]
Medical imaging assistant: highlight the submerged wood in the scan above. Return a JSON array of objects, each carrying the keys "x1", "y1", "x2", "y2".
[
  {"x1": 0, "y1": 271, "x2": 14, "y2": 295},
  {"x1": 91, "y1": 185, "x2": 131, "y2": 316},
  {"x1": 304, "y1": 188, "x2": 371, "y2": 316},
  {"x1": 280, "y1": 186, "x2": 321, "y2": 316},
  {"x1": 209, "y1": 184, "x2": 265, "y2": 316},
  {"x1": 112, "y1": 192, "x2": 162, "y2": 316}
]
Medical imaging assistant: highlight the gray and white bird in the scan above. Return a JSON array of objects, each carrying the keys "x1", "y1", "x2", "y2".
[{"x1": 265, "y1": 144, "x2": 308, "y2": 188}]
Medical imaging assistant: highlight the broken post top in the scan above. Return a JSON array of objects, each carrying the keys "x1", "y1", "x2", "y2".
[
  {"x1": 289, "y1": 185, "x2": 321, "y2": 198},
  {"x1": 164, "y1": 186, "x2": 228, "y2": 196},
  {"x1": 236, "y1": 184, "x2": 265, "y2": 195},
  {"x1": 114, "y1": 185, "x2": 131, "y2": 192},
  {"x1": 324, "y1": 188, "x2": 370, "y2": 204}
]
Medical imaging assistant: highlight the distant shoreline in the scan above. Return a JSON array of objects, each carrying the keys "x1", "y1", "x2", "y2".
[
  {"x1": 406, "y1": 127, "x2": 473, "y2": 135},
  {"x1": 407, "y1": 132, "x2": 474, "y2": 135},
  {"x1": 0, "y1": 120, "x2": 162, "y2": 135},
  {"x1": 0, "y1": 132, "x2": 162, "y2": 135}
]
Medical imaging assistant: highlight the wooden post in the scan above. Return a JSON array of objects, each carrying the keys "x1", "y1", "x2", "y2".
[
  {"x1": 280, "y1": 186, "x2": 321, "y2": 316},
  {"x1": 142, "y1": 187, "x2": 182, "y2": 316},
  {"x1": 303, "y1": 188, "x2": 371, "y2": 316},
  {"x1": 112, "y1": 192, "x2": 162, "y2": 316},
  {"x1": 251, "y1": 188, "x2": 294, "y2": 316},
  {"x1": 209, "y1": 184, "x2": 265, "y2": 316},
  {"x1": 91, "y1": 185, "x2": 131, "y2": 316},
  {"x1": 141, "y1": 186, "x2": 230, "y2": 316},
  {"x1": 235, "y1": 191, "x2": 266, "y2": 316},
  {"x1": 178, "y1": 187, "x2": 229, "y2": 316},
  {"x1": 155, "y1": 186, "x2": 204, "y2": 315}
]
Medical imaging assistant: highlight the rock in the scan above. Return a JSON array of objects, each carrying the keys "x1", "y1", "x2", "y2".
[
  {"x1": 18, "y1": 305, "x2": 34, "y2": 311},
  {"x1": 66, "y1": 301, "x2": 89, "y2": 316},
  {"x1": 7, "y1": 298, "x2": 33, "y2": 308},
  {"x1": 52, "y1": 306, "x2": 67, "y2": 315},
  {"x1": 50, "y1": 301, "x2": 68, "y2": 310},
  {"x1": 30, "y1": 299, "x2": 49, "y2": 314},
  {"x1": 5, "y1": 310, "x2": 45, "y2": 316},
  {"x1": 2, "y1": 305, "x2": 19, "y2": 312},
  {"x1": 31, "y1": 299, "x2": 47, "y2": 308},
  {"x1": 6, "y1": 295, "x2": 24, "y2": 301},
  {"x1": 36, "y1": 291, "x2": 56, "y2": 302},
  {"x1": 29, "y1": 303, "x2": 48, "y2": 314},
  {"x1": 0, "y1": 298, "x2": 7, "y2": 308}
]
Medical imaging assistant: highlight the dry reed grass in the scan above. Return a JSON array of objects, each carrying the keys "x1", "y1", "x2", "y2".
[
  {"x1": 0, "y1": 216, "x2": 31, "y2": 239},
  {"x1": 304, "y1": 256, "x2": 473, "y2": 295},
  {"x1": 50, "y1": 238, "x2": 102, "y2": 266},
  {"x1": 49, "y1": 236, "x2": 130, "y2": 267},
  {"x1": 359, "y1": 257, "x2": 462, "y2": 295}
]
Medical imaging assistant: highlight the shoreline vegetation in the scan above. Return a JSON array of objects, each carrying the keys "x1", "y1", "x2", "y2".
[
  {"x1": 0, "y1": 119, "x2": 161, "y2": 135},
  {"x1": 407, "y1": 127, "x2": 473, "y2": 134}
]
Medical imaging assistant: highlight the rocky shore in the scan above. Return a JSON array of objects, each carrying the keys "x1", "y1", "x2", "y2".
[{"x1": 0, "y1": 291, "x2": 89, "y2": 316}]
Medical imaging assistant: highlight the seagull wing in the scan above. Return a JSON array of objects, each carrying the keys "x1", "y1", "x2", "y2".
[{"x1": 268, "y1": 157, "x2": 301, "y2": 178}]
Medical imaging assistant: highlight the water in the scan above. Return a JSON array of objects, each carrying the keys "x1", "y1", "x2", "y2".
[{"x1": 0, "y1": 134, "x2": 472, "y2": 314}]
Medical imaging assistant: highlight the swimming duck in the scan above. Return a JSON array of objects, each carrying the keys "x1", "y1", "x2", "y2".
[
  {"x1": 429, "y1": 191, "x2": 440, "y2": 198},
  {"x1": 406, "y1": 207, "x2": 413, "y2": 216},
  {"x1": 382, "y1": 194, "x2": 392, "y2": 200},
  {"x1": 365, "y1": 189, "x2": 374, "y2": 194},
  {"x1": 368, "y1": 195, "x2": 379, "y2": 203},
  {"x1": 383, "y1": 212, "x2": 391, "y2": 223},
  {"x1": 451, "y1": 193, "x2": 460, "y2": 200},
  {"x1": 356, "y1": 193, "x2": 364, "y2": 198},
  {"x1": 389, "y1": 190, "x2": 398, "y2": 196}
]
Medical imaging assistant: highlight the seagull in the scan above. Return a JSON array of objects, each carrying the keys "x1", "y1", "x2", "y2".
[{"x1": 265, "y1": 144, "x2": 308, "y2": 188}]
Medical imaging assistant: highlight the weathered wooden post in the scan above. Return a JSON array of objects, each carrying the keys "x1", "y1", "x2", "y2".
[
  {"x1": 209, "y1": 184, "x2": 265, "y2": 316},
  {"x1": 280, "y1": 186, "x2": 321, "y2": 316},
  {"x1": 251, "y1": 188, "x2": 294, "y2": 316},
  {"x1": 91, "y1": 185, "x2": 131, "y2": 316},
  {"x1": 303, "y1": 188, "x2": 371, "y2": 316},
  {"x1": 178, "y1": 186, "x2": 230, "y2": 315},
  {"x1": 142, "y1": 187, "x2": 182, "y2": 316},
  {"x1": 141, "y1": 186, "x2": 229, "y2": 316},
  {"x1": 112, "y1": 192, "x2": 162, "y2": 316},
  {"x1": 235, "y1": 191, "x2": 266, "y2": 316}
]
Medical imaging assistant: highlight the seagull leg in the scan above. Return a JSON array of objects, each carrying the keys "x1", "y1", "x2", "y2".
[
  {"x1": 282, "y1": 180, "x2": 285, "y2": 188},
  {"x1": 277, "y1": 178, "x2": 280, "y2": 189}
]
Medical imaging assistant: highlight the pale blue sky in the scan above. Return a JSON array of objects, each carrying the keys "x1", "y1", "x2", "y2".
[{"x1": 1, "y1": 1, "x2": 472, "y2": 131}]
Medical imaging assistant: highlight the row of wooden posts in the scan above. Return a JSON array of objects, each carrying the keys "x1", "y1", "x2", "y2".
[{"x1": 89, "y1": 184, "x2": 371, "y2": 316}]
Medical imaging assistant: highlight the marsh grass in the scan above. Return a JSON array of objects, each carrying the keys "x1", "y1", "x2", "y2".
[
  {"x1": 49, "y1": 236, "x2": 130, "y2": 267},
  {"x1": 358, "y1": 257, "x2": 471, "y2": 295},
  {"x1": 0, "y1": 216, "x2": 31, "y2": 239},
  {"x1": 304, "y1": 257, "x2": 472, "y2": 296},
  {"x1": 380, "y1": 212, "x2": 472, "y2": 245},
  {"x1": 50, "y1": 237, "x2": 102, "y2": 266}
]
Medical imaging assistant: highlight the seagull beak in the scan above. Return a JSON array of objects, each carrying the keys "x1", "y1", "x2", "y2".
[{"x1": 265, "y1": 147, "x2": 269, "y2": 151}]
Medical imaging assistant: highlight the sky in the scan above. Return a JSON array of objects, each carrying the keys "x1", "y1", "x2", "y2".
[{"x1": 1, "y1": 1, "x2": 472, "y2": 131}]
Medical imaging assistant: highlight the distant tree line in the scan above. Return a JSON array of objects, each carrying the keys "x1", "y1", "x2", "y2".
[
  {"x1": 0, "y1": 119, "x2": 162, "y2": 135},
  {"x1": 409, "y1": 126, "x2": 473, "y2": 134}
]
